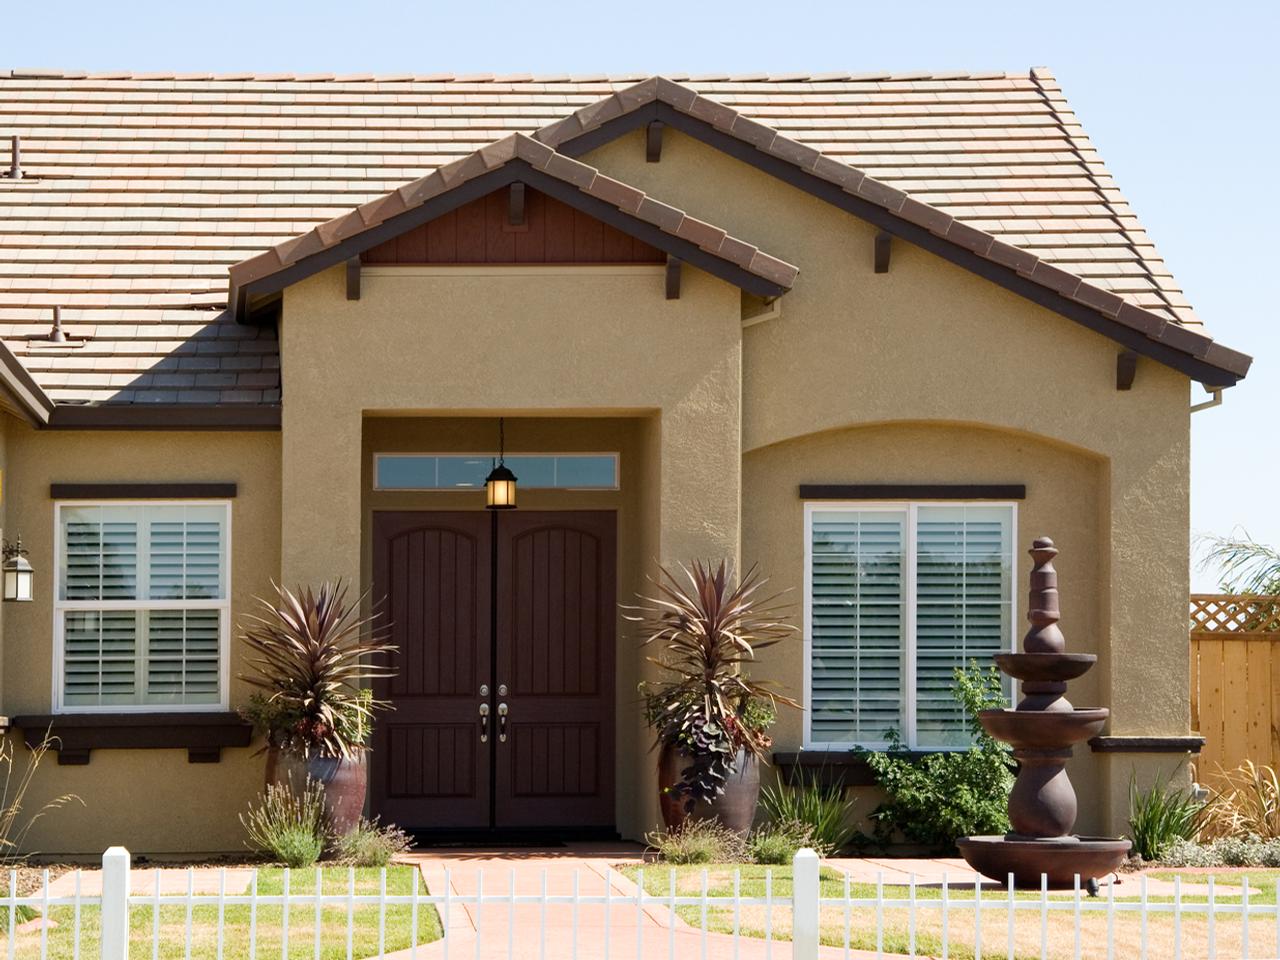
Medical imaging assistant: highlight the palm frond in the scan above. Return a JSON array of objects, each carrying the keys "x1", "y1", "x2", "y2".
[{"x1": 1198, "y1": 531, "x2": 1280, "y2": 595}]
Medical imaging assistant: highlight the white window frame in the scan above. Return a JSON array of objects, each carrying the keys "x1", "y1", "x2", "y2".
[
  {"x1": 52, "y1": 500, "x2": 232, "y2": 714},
  {"x1": 802, "y1": 500, "x2": 1017, "y2": 751},
  {"x1": 372, "y1": 452, "x2": 621, "y2": 491}
]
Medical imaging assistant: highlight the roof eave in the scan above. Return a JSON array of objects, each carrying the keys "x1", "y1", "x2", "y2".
[{"x1": 545, "y1": 83, "x2": 1251, "y2": 388}]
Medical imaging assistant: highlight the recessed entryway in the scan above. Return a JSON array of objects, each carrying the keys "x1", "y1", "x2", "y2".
[{"x1": 371, "y1": 511, "x2": 616, "y2": 834}]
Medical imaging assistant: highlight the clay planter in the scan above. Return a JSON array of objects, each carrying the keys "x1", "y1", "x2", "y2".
[
  {"x1": 265, "y1": 745, "x2": 368, "y2": 836},
  {"x1": 658, "y1": 743, "x2": 760, "y2": 836}
]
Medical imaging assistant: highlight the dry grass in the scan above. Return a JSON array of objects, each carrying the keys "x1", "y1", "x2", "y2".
[
  {"x1": 623, "y1": 863, "x2": 1280, "y2": 960},
  {"x1": 1, "y1": 865, "x2": 440, "y2": 960}
]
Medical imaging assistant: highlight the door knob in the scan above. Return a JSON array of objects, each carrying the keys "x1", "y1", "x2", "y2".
[
  {"x1": 497, "y1": 702, "x2": 508, "y2": 743},
  {"x1": 479, "y1": 702, "x2": 490, "y2": 743}
]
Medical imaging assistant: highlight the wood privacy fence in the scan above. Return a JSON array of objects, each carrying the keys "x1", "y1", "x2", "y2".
[{"x1": 1190, "y1": 594, "x2": 1280, "y2": 781}]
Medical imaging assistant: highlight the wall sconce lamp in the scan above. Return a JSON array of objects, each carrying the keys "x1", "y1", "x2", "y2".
[{"x1": 2, "y1": 535, "x2": 33, "y2": 602}]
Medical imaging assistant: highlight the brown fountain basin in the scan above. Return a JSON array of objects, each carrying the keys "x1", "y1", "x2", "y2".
[
  {"x1": 979, "y1": 708, "x2": 1109, "y2": 749},
  {"x1": 958, "y1": 835, "x2": 1131, "y2": 888},
  {"x1": 994, "y1": 652, "x2": 1096, "y2": 682}
]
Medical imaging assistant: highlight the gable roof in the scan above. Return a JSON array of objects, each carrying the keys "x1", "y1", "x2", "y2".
[
  {"x1": 228, "y1": 133, "x2": 798, "y2": 314},
  {"x1": 0, "y1": 69, "x2": 1250, "y2": 412},
  {"x1": 531, "y1": 77, "x2": 1250, "y2": 386}
]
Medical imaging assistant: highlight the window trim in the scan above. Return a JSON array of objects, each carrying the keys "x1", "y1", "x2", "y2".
[
  {"x1": 372, "y1": 452, "x2": 621, "y2": 491},
  {"x1": 52, "y1": 499, "x2": 233, "y2": 715},
  {"x1": 802, "y1": 500, "x2": 1018, "y2": 751}
]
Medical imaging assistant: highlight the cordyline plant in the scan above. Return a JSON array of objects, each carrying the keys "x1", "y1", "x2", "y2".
[
  {"x1": 239, "y1": 581, "x2": 396, "y2": 760},
  {"x1": 627, "y1": 560, "x2": 798, "y2": 810}
]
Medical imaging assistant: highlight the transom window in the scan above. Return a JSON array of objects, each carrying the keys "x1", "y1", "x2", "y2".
[
  {"x1": 804, "y1": 502, "x2": 1015, "y2": 749},
  {"x1": 54, "y1": 502, "x2": 230, "y2": 711},
  {"x1": 374, "y1": 454, "x2": 618, "y2": 491}
]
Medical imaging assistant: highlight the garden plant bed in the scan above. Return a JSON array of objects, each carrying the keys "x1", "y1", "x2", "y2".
[
  {"x1": 620, "y1": 863, "x2": 1280, "y2": 960},
  {"x1": 2, "y1": 865, "x2": 441, "y2": 960}
]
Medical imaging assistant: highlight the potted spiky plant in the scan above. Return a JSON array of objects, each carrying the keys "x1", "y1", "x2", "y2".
[
  {"x1": 628, "y1": 561, "x2": 797, "y2": 835},
  {"x1": 239, "y1": 581, "x2": 396, "y2": 835}
]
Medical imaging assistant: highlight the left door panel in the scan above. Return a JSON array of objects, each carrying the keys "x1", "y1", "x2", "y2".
[{"x1": 371, "y1": 512, "x2": 492, "y2": 829}]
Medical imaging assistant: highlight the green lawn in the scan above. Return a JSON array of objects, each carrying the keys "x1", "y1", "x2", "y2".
[
  {"x1": 621, "y1": 863, "x2": 1280, "y2": 960},
  {"x1": 4, "y1": 866, "x2": 441, "y2": 960}
]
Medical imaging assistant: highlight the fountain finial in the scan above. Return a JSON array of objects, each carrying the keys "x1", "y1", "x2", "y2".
[{"x1": 1024, "y1": 536, "x2": 1065, "y2": 654}]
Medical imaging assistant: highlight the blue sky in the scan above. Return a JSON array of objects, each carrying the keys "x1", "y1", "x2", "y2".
[{"x1": 4, "y1": 0, "x2": 1275, "y2": 589}]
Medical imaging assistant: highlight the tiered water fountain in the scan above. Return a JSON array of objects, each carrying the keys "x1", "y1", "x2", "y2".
[{"x1": 957, "y1": 537, "x2": 1131, "y2": 888}]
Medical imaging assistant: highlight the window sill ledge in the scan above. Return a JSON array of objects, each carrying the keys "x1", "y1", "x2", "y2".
[
  {"x1": 772, "y1": 750, "x2": 939, "y2": 788},
  {"x1": 11, "y1": 712, "x2": 253, "y2": 765}
]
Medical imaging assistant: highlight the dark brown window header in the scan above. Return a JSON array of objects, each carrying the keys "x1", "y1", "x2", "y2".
[
  {"x1": 799, "y1": 484, "x2": 1026, "y2": 501},
  {"x1": 50, "y1": 482, "x2": 237, "y2": 500}
]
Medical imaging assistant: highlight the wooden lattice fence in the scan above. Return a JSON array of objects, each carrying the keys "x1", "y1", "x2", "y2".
[{"x1": 1190, "y1": 594, "x2": 1280, "y2": 782}]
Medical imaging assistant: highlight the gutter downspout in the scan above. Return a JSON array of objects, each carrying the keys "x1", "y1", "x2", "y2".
[{"x1": 1190, "y1": 388, "x2": 1223, "y2": 414}]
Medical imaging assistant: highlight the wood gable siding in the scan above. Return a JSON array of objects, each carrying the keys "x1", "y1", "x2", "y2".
[{"x1": 361, "y1": 186, "x2": 667, "y2": 265}]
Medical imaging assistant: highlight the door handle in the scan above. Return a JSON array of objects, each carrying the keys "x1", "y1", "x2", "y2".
[
  {"x1": 479, "y1": 702, "x2": 490, "y2": 743},
  {"x1": 497, "y1": 702, "x2": 508, "y2": 743}
]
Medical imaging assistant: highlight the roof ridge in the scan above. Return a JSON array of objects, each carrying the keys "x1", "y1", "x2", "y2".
[{"x1": 0, "y1": 68, "x2": 1032, "y2": 84}]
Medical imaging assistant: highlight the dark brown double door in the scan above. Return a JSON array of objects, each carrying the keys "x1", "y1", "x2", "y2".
[{"x1": 371, "y1": 511, "x2": 616, "y2": 832}]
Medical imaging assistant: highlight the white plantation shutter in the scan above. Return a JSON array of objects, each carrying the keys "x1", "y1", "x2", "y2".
[
  {"x1": 149, "y1": 518, "x2": 223, "y2": 599},
  {"x1": 57, "y1": 503, "x2": 228, "y2": 709},
  {"x1": 63, "y1": 610, "x2": 138, "y2": 705},
  {"x1": 809, "y1": 510, "x2": 905, "y2": 744},
  {"x1": 146, "y1": 609, "x2": 221, "y2": 703},
  {"x1": 914, "y1": 506, "x2": 1012, "y2": 747},
  {"x1": 807, "y1": 502, "x2": 1014, "y2": 749}
]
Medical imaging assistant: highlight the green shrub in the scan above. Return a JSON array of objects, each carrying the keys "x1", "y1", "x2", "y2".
[
  {"x1": 334, "y1": 817, "x2": 413, "y2": 867},
  {"x1": 1127, "y1": 770, "x2": 1207, "y2": 861},
  {"x1": 759, "y1": 777, "x2": 855, "y2": 853},
  {"x1": 748, "y1": 818, "x2": 829, "y2": 864},
  {"x1": 240, "y1": 779, "x2": 331, "y2": 868},
  {"x1": 859, "y1": 663, "x2": 1014, "y2": 852},
  {"x1": 645, "y1": 819, "x2": 747, "y2": 864}
]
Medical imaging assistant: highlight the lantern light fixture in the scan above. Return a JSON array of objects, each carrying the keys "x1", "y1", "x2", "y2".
[
  {"x1": 485, "y1": 418, "x2": 518, "y2": 510},
  {"x1": 2, "y1": 535, "x2": 33, "y2": 602}
]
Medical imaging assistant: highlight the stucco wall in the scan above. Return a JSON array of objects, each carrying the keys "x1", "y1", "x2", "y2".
[
  {"x1": 280, "y1": 265, "x2": 744, "y2": 838},
  {"x1": 1, "y1": 429, "x2": 281, "y2": 856},
  {"x1": 585, "y1": 130, "x2": 1194, "y2": 833}
]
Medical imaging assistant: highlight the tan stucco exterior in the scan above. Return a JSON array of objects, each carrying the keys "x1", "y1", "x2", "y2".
[
  {"x1": 0, "y1": 122, "x2": 1200, "y2": 854},
  {"x1": 1, "y1": 430, "x2": 280, "y2": 855}
]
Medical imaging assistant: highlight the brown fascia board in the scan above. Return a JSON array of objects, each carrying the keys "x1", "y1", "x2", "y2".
[
  {"x1": 227, "y1": 141, "x2": 797, "y2": 318},
  {"x1": 46, "y1": 404, "x2": 281, "y2": 430},
  {"x1": 0, "y1": 341, "x2": 53, "y2": 426},
  {"x1": 544, "y1": 80, "x2": 1251, "y2": 388}
]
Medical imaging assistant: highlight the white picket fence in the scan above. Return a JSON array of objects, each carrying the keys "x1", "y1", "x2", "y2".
[{"x1": 4, "y1": 847, "x2": 1280, "y2": 960}]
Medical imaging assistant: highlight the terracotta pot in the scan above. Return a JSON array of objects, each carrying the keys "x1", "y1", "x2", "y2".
[
  {"x1": 265, "y1": 745, "x2": 368, "y2": 835},
  {"x1": 658, "y1": 743, "x2": 760, "y2": 836}
]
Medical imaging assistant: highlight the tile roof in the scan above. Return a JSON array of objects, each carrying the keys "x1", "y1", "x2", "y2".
[
  {"x1": 228, "y1": 133, "x2": 798, "y2": 307},
  {"x1": 0, "y1": 68, "x2": 1248, "y2": 407}
]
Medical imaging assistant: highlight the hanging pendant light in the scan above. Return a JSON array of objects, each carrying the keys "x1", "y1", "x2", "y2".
[{"x1": 485, "y1": 418, "x2": 518, "y2": 510}]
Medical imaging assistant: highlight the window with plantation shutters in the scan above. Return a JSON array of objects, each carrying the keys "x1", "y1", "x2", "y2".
[
  {"x1": 805, "y1": 502, "x2": 1014, "y2": 749},
  {"x1": 55, "y1": 503, "x2": 230, "y2": 711}
]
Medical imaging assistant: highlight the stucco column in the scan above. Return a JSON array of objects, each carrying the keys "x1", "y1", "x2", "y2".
[
  {"x1": 656, "y1": 344, "x2": 743, "y2": 568},
  {"x1": 279, "y1": 403, "x2": 363, "y2": 594},
  {"x1": 1099, "y1": 402, "x2": 1193, "y2": 832}
]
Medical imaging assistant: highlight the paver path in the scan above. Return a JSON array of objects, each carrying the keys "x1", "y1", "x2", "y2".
[
  {"x1": 44, "y1": 866, "x2": 255, "y2": 897},
  {"x1": 389, "y1": 845, "x2": 888, "y2": 960}
]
